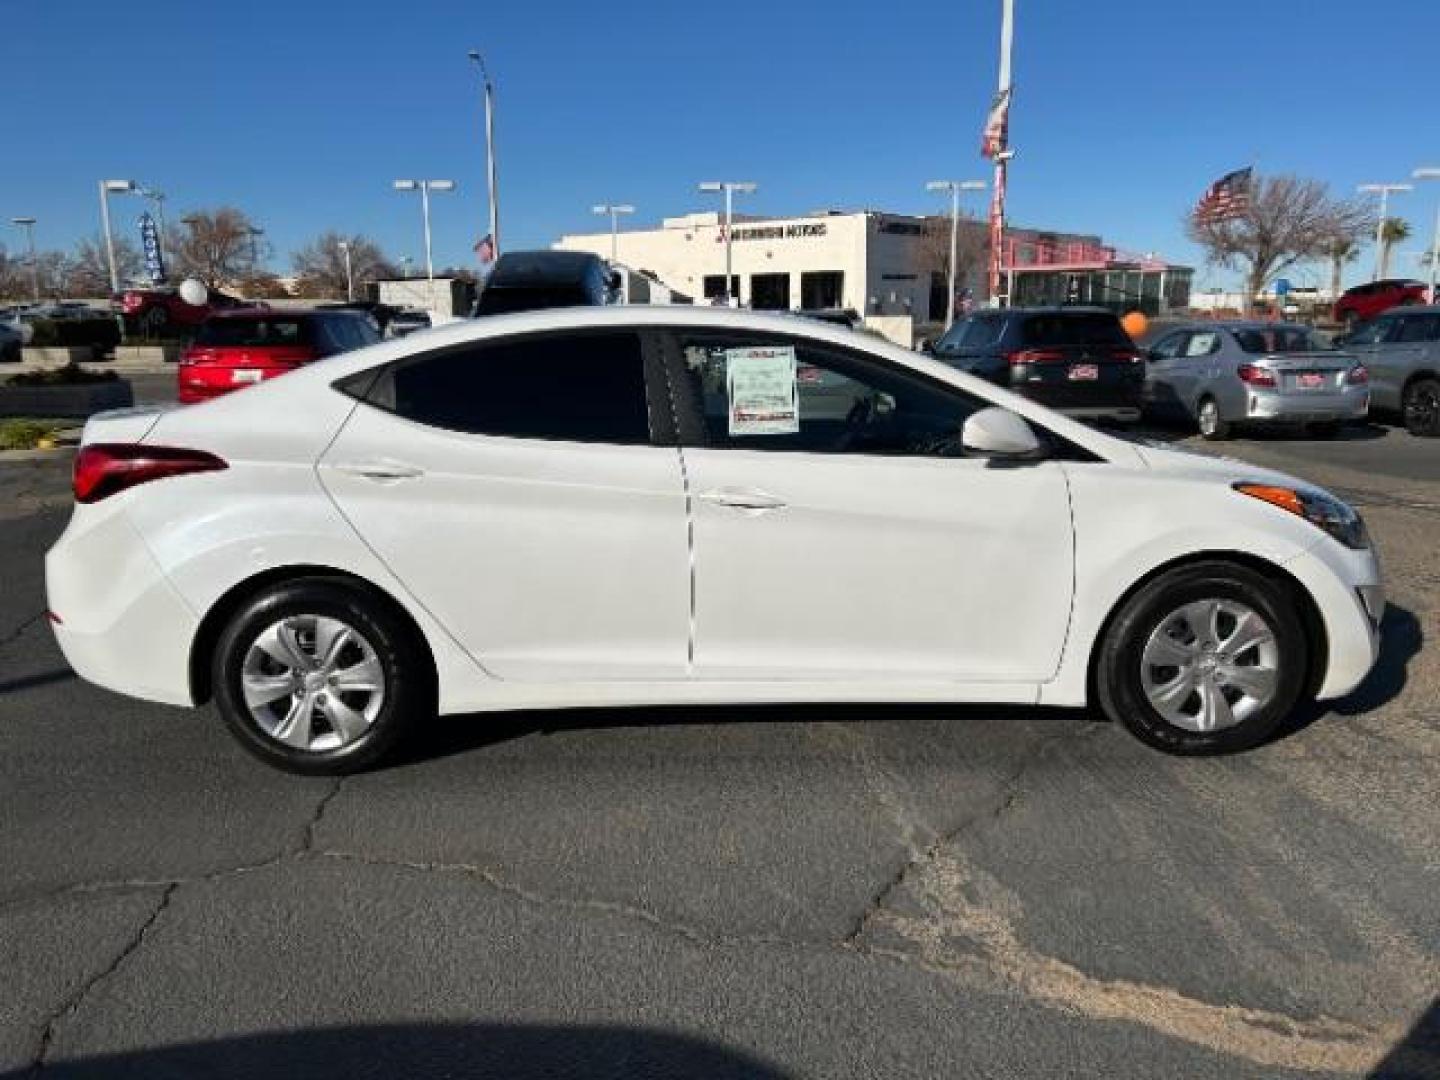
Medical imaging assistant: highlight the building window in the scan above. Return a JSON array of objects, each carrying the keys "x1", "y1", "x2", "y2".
[
  {"x1": 750, "y1": 273, "x2": 791, "y2": 310},
  {"x1": 703, "y1": 275, "x2": 740, "y2": 301},
  {"x1": 800, "y1": 271, "x2": 844, "y2": 310}
]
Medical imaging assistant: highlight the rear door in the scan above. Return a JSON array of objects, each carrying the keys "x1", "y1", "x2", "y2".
[
  {"x1": 1142, "y1": 330, "x2": 1191, "y2": 416},
  {"x1": 318, "y1": 328, "x2": 690, "y2": 681},
  {"x1": 1376, "y1": 313, "x2": 1440, "y2": 410}
]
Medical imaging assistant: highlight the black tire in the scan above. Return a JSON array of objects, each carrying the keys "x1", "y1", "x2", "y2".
[
  {"x1": 1196, "y1": 396, "x2": 1230, "y2": 440},
  {"x1": 1402, "y1": 377, "x2": 1440, "y2": 437},
  {"x1": 1095, "y1": 560, "x2": 1310, "y2": 755},
  {"x1": 1306, "y1": 420, "x2": 1342, "y2": 439},
  {"x1": 212, "y1": 578, "x2": 432, "y2": 774}
]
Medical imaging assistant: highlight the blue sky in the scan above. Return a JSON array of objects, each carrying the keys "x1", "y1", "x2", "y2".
[{"x1": 4, "y1": 0, "x2": 1438, "y2": 290}]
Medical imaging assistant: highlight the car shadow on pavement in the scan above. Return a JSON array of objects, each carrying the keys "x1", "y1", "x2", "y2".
[
  {"x1": 0, "y1": 667, "x2": 74, "y2": 696},
  {"x1": 1, "y1": 1022, "x2": 793, "y2": 1080},
  {"x1": 1129, "y1": 418, "x2": 1392, "y2": 444},
  {"x1": 1367, "y1": 996, "x2": 1440, "y2": 1079}
]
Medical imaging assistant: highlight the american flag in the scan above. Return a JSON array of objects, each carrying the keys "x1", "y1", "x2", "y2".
[
  {"x1": 473, "y1": 233, "x2": 496, "y2": 264},
  {"x1": 1194, "y1": 167, "x2": 1253, "y2": 224}
]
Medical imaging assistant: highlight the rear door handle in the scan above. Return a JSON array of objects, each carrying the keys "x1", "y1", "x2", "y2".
[
  {"x1": 331, "y1": 459, "x2": 425, "y2": 481},
  {"x1": 698, "y1": 487, "x2": 788, "y2": 513}
]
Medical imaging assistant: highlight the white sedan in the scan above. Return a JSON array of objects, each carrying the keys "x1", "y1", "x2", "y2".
[{"x1": 45, "y1": 307, "x2": 1384, "y2": 774}]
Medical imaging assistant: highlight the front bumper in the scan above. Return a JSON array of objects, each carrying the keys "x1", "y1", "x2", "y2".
[{"x1": 1283, "y1": 538, "x2": 1384, "y2": 700}]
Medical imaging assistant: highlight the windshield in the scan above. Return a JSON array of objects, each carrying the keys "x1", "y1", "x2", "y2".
[
  {"x1": 195, "y1": 317, "x2": 311, "y2": 347},
  {"x1": 1232, "y1": 327, "x2": 1334, "y2": 354}
]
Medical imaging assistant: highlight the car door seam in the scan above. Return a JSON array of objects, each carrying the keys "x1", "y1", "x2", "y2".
[{"x1": 653, "y1": 331, "x2": 700, "y2": 675}]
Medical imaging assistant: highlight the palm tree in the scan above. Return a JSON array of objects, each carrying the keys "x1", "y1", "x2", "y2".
[
  {"x1": 1378, "y1": 217, "x2": 1412, "y2": 279},
  {"x1": 1322, "y1": 236, "x2": 1360, "y2": 305}
]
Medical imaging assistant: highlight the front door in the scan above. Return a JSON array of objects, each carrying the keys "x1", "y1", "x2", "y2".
[
  {"x1": 318, "y1": 329, "x2": 690, "y2": 682},
  {"x1": 662, "y1": 330, "x2": 1075, "y2": 683}
]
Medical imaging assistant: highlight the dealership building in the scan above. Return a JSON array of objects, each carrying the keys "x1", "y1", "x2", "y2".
[{"x1": 554, "y1": 210, "x2": 1192, "y2": 323}]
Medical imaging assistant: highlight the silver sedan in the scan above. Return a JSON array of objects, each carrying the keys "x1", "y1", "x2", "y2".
[{"x1": 1143, "y1": 322, "x2": 1370, "y2": 440}]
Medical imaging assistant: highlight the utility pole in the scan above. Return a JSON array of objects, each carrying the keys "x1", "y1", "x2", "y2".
[
  {"x1": 925, "y1": 181, "x2": 986, "y2": 329},
  {"x1": 1357, "y1": 182, "x2": 1412, "y2": 281},
  {"x1": 698, "y1": 181, "x2": 756, "y2": 305},
  {"x1": 986, "y1": 0, "x2": 1015, "y2": 305},
  {"x1": 11, "y1": 217, "x2": 39, "y2": 301},
  {"x1": 99, "y1": 179, "x2": 137, "y2": 294},
  {"x1": 468, "y1": 51, "x2": 501, "y2": 258},
  {"x1": 592, "y1": 203, "x2": 635, "y2": 261},
  {"x1": 1411, "y1": 168, "x2": 1440, "y2": 303},
  {"x1": 338, "y1": 240, "x2": 354, "y2": 301}
]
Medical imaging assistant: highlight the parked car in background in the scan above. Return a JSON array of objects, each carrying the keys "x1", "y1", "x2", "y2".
[
  {"x1": 473, "y1": 250, "x2": 619, "y2": 316},
  {"x1": 927, "y1": 306, "x2": 1145, "y2": 423},
  {"x1": 385, "y1": 309, "x2": 432, "y2": 338},
  {"x1": 117, "y1": 286, "x2": 256, "y2": 337},
  {"x1": 1332, "y1": 279, "x2": 1427, "y2": 329},
  {"x1": 178, "y1": 309, "x2": 380, "y2": 403},
  {"x1": 0, "y1": 322, "x2": 20, "y2": 363},
  {"x1": 1143, "y1": 322, "x2": 1369, "y2": 440},
  {"x1": 1338, "y1": 305, "x2": 1440, "y2": 436},
  {"x1": 316, "y1": 301, "x2": 399, "y2": 335}
]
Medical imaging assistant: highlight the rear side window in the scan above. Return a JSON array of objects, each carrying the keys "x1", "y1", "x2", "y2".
[
  {"x1": 369, "y1": 331, "x2": 651, "y2": 444},
  {"x1": 195, "y1": 317, "x2": 311, "y2": 347},
  {"x1": 1396, "y1": 314, "x2": 1440, "y2": 343},
  {"x1": 1232, "y1": 327, "x2": 1333, "y2": 353},
  {"x1": 1019, "y1": 313, "x2": 1129, "y2": 347}
]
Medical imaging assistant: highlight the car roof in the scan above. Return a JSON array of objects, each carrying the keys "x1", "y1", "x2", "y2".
[
  {"x1": 1000, "y1": 306, "x2": 1118, "y2": 316},
  {"x1": 486, "y1": 250, "x2": 605, "y2": 287},
  {"x1": 1167, "y1": 321, "x2": 1314, "y2": 332}
]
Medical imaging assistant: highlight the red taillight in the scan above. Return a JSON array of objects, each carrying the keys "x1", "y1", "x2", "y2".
[
  {"x1": 121, "y1": 293, "x2": 144, "y2": 313},
  {"x1": 1237, "y1": 363, "x2": 1277, "y2": 388},
  {"x1": 1006, "y1": 349, "x2": 1065, "y2": 364},
  {"x1": 73, "y1": 444, "x2": 227, "y2": 504},
  {"x1": 1347, "y1": 365, "x2": 1369, "y2": 385},
  {"x1": 1112, "y1": 349, "x2": 1143, "y2": 362}
]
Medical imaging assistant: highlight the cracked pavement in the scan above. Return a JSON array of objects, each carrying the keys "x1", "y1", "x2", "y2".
[{"x1": 1, "y1": 429, "x2": 1437, "y2": 1079}]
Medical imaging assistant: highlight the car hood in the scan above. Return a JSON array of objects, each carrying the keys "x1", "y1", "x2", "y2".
[{"x1": 1132, "y1": 439, "x2": 1328, "y2": 495}]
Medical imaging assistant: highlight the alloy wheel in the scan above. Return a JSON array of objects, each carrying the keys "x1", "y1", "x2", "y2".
[
  {"x1": 240, "y1": 614, "x2": 385, "y2": 751},
  {"x1": 1139, "y1": 598, "x2": 1279, "y2": 733},
  {"x1": 1198, "y1": 399, "x2": 1219, "y2": 437}
]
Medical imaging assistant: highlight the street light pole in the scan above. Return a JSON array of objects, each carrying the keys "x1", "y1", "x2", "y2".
[
  {"x1": 1358, "y1": 182, "x2": 1413, "y2": 281},
  {"x1": 698, "y1": 181, "x2": 756, "y2": 305},
  {"x1": 925, "y1": 180, "x2": 986, "y2": 329},
  {"x1": 11, "y1": 217, "x2": 39, "y2": 301},
  {"x1": 468, "y1": 50, "x2": 501, "y2": 258},
  {"x1": 99, "y1": 180, "x2": 136, "y2": 294},
  {"x1": 1412, "y1": 168, "x2": 1440, "y2": 304},
  {"x1": 393, "y1": 180, "x2": 456, "y2": 299},
  {"x1": 986, "y1": 0, "x2": 1015, "y2": 306},
  {"x1": 592, "y1": 203, "x2": 635, "y2": 261},
  {"x1": 337, "y1": 240, "x2": 354, "y2": 301}
]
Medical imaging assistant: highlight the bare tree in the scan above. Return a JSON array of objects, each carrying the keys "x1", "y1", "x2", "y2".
[
  {"x1": 172, "y1": 208, "x2": 263, "y2": 288},
  {"x1": 67, "y1": 234, "x2": 142, "y2": 296},
  {"x1": 1186, "y1": 174, "x2": 1374, "y2": 307},
  {"x1": 291, "y1": 232, "x2": 396, "y2": 300},
  {"x1": 916, "y1": 215, "x2": 987, "y2": 311}
]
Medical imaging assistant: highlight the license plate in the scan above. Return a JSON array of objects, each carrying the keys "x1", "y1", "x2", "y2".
[
  {"x1": 1069, "y1": 364, "x2": 1099, "y2": 381},
  {"x1": 1296, "y1": 372, "x2": 1325, "y2": 389},
  {"x1": 231, "y1": 369, "x2": 263, "y2": 385}
]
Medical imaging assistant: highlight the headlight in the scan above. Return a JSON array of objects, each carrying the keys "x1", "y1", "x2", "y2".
[{"x1": 1234, "y1": 483, "x2": 1370, "y2": 549}]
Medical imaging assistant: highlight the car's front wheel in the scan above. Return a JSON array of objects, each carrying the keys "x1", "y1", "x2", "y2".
[
  {"x1": 212, "y1": 578, "x2": 431, "y2": 774},
  {"x1": 1095, "y1": 561, "x2": 1309, "y2": 754}
]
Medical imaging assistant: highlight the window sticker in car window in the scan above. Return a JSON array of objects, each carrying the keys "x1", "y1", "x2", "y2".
[
  {"x1": 1185, "y1": 332, "x2": 1218, "y2": 357},
  {"x1": 726, "y1": 346, "x2": 800, "y2": 435}
]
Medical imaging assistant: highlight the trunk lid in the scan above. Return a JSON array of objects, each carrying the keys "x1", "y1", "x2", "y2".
[{"x1": 80, "y1": 404, "x2": 178, "y2": 446}]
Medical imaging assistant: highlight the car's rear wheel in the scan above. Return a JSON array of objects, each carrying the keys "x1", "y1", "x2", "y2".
[
  {"x1": 1196, "y1": 396, "x2": 1230, "y2": 440},
  {"x1": 1402, "y1": 377, "x2": 1440, "y2": 437},
  {"x1": 1095, "y1": 561, "x2": 1309, "y2": 754},
  {"x1": 212, "y1": 579, "x2": 431, "y2": 774}
]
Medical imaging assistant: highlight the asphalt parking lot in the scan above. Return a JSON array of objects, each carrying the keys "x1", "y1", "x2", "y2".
[{"x1": 1, "y1": 424, "x2": 1436, "y2": 1079}]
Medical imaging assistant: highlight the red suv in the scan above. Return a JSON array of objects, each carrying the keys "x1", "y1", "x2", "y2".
[
  {"x1": 178, "y1": 310, "x2": 381, "y2": 403},
  {"x1": 1333, "y1": 279, "x2": 1428, "y2": 329}
]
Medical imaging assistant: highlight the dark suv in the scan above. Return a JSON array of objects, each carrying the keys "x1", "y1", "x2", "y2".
[
  {"x1": 473, "y1": 251, "x2": 619, "y2": 316},
  {"x1": 928, "y1": 307, "x2": 1145, "y2": 423}
]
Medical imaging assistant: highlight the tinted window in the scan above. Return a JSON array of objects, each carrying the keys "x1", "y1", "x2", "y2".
[
  {"x1": 1019, "y1": 313, "x2": 1130, "y2": 347},
  {"x1": 1345, "y1": 317, "x2": 1396, "y2": 346},
  {"x1": 1396, "y1": 314, "x2": 1440, "y2": 343},
  {"x1": 1149, "y1": 332, "x2": 1186, "y2": 360},
  {"x1": 1231, "y1": 327, "x2": 1334, "y2": 353},
  {"x1": 675, "y1": 333, "x2": 984, "y2": 457},
  {"x1": 374, "y1": 332, "x2": 650, "y2": 444},
  {"x1": 474, "y1": 286, "x2": 595, "y2": 315},
  {"x1": 195, "y1": 317, "x2": 311, "y2": 347}
]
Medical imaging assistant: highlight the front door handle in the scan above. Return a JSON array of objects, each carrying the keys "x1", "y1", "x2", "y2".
[
  {"x1": 698, "y1": 487, "x2": 788, "y2": 513},
  {"x1": 331, "y1": 459, "x2": 425, "y2": 481}
]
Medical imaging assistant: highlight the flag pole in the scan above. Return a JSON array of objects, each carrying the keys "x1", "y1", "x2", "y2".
[{"x1": 986, "y1": 0, "x2": 1015, "y2": 306}]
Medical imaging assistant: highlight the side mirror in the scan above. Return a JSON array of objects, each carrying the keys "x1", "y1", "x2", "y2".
[{"x1": 961, "y1": 407, "x2": 1043, "y2": 459}]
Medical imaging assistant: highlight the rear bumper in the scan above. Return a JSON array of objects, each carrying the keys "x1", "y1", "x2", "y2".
[
  {"x1": 177, "y1": 363, "x2": 297, "y2": 404},
  {"x1": 1246, "y1": 387, "x2": 1369, "y2": 423},
  {"x1": 45, "y1": 500, "x2": 197, "y2": 707}
]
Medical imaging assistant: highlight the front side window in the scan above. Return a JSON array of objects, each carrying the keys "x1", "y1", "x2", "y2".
[
  {"x1": 673, "y1": 333, "x2": 984, "y2": 457},
  {"x1": 1345, "y1": 317, "x2": 1396, "y2": 346},
  {"x1": 367, "y1": 331, "x2": 651, "y2": 444}
]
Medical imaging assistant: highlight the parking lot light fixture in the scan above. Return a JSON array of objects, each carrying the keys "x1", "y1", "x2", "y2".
[
  {"x1": 1412, "y1": 168, "x2": 1440, "y2": 304},
  {"x1": 11, "y1": 216, "x2": 40, "y2": 301},
  {"x1": 467, "y1": 50, "x2": 501, "y2": 260},
  {"x1": 1357, "y1": 183, "x2": 1413, "y2": 281},
  {"x1": 393, "y1": 179, "x2": 457, "y2": 287},
  {"x1": 698, "y1": 181, "x2": 757, "y2": 305},
  {"x1": 337, "y1": 240, "x2": 354, "y2": 301},
  {"x1": 925, "y1": 180, "x2": 987, "y2": 330},
  {"x1": 99, "y1": 180, "x2": 137, "y2": 294},
  {"x1": 592, "y1": 203, "x2": 635, "y2": 262}
]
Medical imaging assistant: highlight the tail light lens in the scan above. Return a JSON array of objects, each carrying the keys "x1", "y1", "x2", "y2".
[
  {"x1": 1237, "y1": 363, "x2": 1277, "y2": 388},
  {"x1": 74, "y1": 444, "x2": 227, "y2": 504},
  {"x1": 1347, "y1": 365, "x2": 1369, "y2": 385},
  {"x1": 1006, "y1": 349, "x2": 1065, "y2": 364},
  {"x1": 1111, "y1": 349, "x2": 1144, "y2": 362}
]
